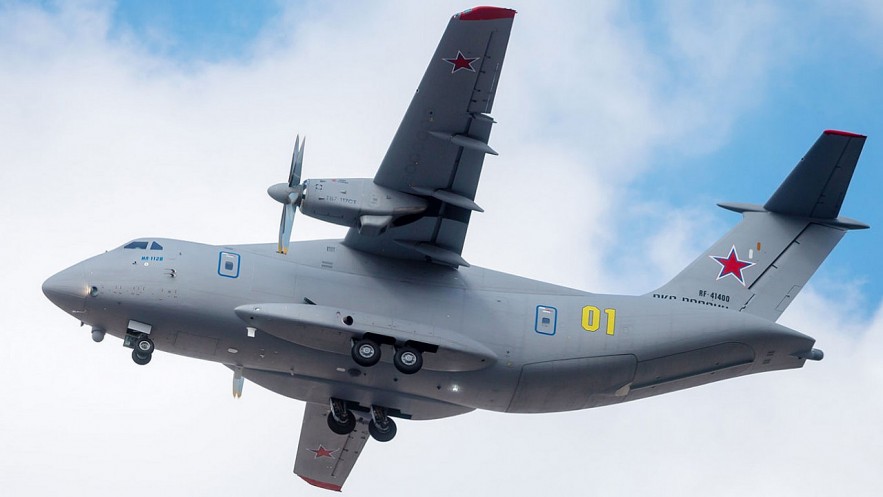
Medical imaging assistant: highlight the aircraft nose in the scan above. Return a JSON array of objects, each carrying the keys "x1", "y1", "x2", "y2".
[{"x1": 42, "y1": 264, "x2": 88, "y2": 313}]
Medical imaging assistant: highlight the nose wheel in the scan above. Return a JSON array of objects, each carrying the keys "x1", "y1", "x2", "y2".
[{"x1": 131, "y1": 335, "x2": 154, "y2": 366}]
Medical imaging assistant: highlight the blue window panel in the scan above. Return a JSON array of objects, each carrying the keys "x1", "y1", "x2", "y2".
[
  {"x1": 534, "y1": 305, "x2": 557, "y2": 335},
  {"x1": 150, "y1": 241, "x2": 163, "y2": 250},
  {"x1": 218, "y1": 251, "x2": 240, "y2": 278},
  {"x1": 124, "y1": 241, "x2": 149, "y2": 249}
]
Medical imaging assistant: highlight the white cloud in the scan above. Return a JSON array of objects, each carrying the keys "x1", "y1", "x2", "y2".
[{"x1": 2, "y1": 1, "x2": 881, "y2": 495}]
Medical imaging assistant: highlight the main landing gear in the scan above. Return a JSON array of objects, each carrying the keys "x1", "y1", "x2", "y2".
[
  {"x1": 327, "y1": 398, "x2": 357, "y2": 435},
  {"x1": 327, "y1": 398, "x2": 398, "y2": 442},
  {"x1": 131, "y1": 335, "x2": 154, "y2": 366},
  {"x1": 368, "y1": 405, "x2": 396, "y2": 442},
  {"x1": 350, "y1": 338, "x2": 424, "y2": 375}
]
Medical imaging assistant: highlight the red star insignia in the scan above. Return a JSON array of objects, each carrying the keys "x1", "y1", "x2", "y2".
[
  {"x1": 710, "y1": 245, "x2": 755, "y2": 285},
  {"x1": 443, "y1": 51, "x2": 479, "y2": 73},
  {"x1": 308, "y1": 445, "x2": 336, "y2": 459}
]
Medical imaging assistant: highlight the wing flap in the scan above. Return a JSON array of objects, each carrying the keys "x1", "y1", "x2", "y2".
[{"x1": 294, "y1": 402, "x2": 370, "y2": 492}]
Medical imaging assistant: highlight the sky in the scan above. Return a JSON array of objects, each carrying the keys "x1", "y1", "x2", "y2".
[{"x1": 1, "y1": 0, "x2": 882, "y2": 495}]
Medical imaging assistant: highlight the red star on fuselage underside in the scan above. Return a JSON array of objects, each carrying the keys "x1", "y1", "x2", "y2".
[
  {"x1": 443, "y1": 51, "x2": 479, "y2": 73},
  {"x1": 308, "y1": 445, "x2": 336, "y2": 459},
  {"x1": 710, "y1": 245, "x2": 755, "y2": 285}
]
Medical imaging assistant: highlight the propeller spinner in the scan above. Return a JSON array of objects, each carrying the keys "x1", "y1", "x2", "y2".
[{"x1": 268, "y1": 136, "x2": 306, "y2": 254}]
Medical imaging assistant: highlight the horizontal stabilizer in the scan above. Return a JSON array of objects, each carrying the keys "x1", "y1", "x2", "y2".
[{"x1": 764, "y1": 130, "x2": 866, "y2": 219}]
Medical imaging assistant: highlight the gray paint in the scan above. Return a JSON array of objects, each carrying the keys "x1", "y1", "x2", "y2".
[{"x1": 41, "y1": 6, "x2": 868, "y2": 492}]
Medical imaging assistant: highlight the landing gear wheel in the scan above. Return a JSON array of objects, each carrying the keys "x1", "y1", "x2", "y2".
[
  {"x1": 351, "y1": 339, "x2": 381, "y2": 367},
  {"x1": 393, "y1": 346, "x2": 422, "y2": 375},
  {"x1": 135, "y1": 336, "x2": 155, "y2": 355},
  {"x1": 368, "y1": 417, "x2": 397, "y2": 442},
  {"x1": 327, "y1": 411, "x2": 356, "y2": 435},
  {"x1": 132, "y1": 349, "x2": 152, "y2": 365}
]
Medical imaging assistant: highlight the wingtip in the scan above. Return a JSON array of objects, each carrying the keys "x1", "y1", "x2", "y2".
[
  {"x1": 824, "y1": 129, "x2": 866, "y2": 138},
  {"x1": 299, "y1": 476, "x2": 342, "y2": 492},
  {"x1": 456, "y1": 6, "x2": 517, "y2": 20}
]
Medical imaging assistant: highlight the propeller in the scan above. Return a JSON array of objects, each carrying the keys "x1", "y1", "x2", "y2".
[{"x1": 267, "y1": 136, "x2": 306, "y2": 254}]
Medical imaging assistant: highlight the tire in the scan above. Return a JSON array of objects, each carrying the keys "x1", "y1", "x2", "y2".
[
  {"x1": 135, "y1": 336, "x2": 155, "y2": 355},
  {"x1": 393, "y1": 346, "x2": 422, "y2": 375},
  {"x1": 132, "y1": 349, "x2": 152, "y2": 365},
  {"x1": 351, "y1": 339, "x2": 381, "y2": 367},
  {"x1": 327, "y1": 411, "x2": 356, "y2": 435},
  {"x1": 368, "y1": 418, "x2": 397, "y2": 442}
]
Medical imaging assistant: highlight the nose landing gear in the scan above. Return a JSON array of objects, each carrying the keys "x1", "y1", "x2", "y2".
[{"x1": 130, "y1": 335, "x2": 154, "y2": 365}]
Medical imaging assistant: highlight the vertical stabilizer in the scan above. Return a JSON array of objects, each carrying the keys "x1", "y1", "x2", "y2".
[{"x1": 649, "y1": 130, "x2": 868, "y2": 322}]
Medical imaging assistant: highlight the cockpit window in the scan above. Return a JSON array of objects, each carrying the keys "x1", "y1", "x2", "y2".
[
  {"x1": 124, "y1": 241, "x2": 149, "y2": 249},
  {"x1": 150, "y1": 242, "x2": 163, "y2": 250}
]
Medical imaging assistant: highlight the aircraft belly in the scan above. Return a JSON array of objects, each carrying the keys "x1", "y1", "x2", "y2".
[
  {"x1": 502, "y1": 295, "x2": 818, "y2": 411},
  {"x1": 239, "y1": 367, "x2": 476, "y2": 421},
  {"x1": 507, "y1": 355, "x2": 637, "y2": 413},
  {"x1": 630, "y1": 342, "x2": 754, "y2": 390}
]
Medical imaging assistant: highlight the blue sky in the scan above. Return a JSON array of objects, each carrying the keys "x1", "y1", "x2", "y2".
[
  {"x1": 103, "y1": 0, "x2": 882, "y2": 304},
  {"x1": 3, "y1": 1, "x2": 882, "y2": 496},
  {"x1": 110, "y1": 0, "x2": 281, "y2": 61}
]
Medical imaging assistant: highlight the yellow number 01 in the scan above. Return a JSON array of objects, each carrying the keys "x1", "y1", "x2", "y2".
[{"x1": 581, "y1": 306, "x2": 616, "y2": 335}]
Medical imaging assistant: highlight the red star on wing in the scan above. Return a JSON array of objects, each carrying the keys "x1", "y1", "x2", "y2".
[
  {"x1": 443, "y1": 51, "x2": 479, "y2": 73},
  {"x1": 308, "y1": 445, "x2": 336, "y2": 459},
  {"x1": 710, "y1": 245, "x2": 755, "y2": 285}
]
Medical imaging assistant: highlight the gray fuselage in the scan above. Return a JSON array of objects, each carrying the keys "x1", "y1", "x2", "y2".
[{"x1": 46, "y1": 237, "x2": 814, "y2": 421}]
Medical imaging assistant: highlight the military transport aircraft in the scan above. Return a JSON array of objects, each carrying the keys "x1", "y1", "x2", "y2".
[{"x1": 43, "y1": 6, "x2": 869, "y2": 492}]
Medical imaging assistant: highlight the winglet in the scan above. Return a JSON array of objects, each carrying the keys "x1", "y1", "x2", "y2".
[
  {"x1": 299, "y1": 476, "x2": 342, "y2": 492},
  {"x1": 456, "y1": 6, "x2": 517, "y2": 20}
]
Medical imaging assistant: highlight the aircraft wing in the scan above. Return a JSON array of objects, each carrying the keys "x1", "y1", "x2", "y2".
[
  {"x1": 342, "y1": 7, "x2": 516, "y2": 267},
  {"x1": 294, "y1": 402, "x2": 370, "y2": 492}
]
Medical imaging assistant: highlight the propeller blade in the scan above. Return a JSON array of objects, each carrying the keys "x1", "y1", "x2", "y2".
[
  {"x1": 287, "y1": 135, "x2": 299, "y2": 186},
  {"x1": 289, "y1": 135, "x2": 306, "y2": 188},
  {"x1": 278, "y1": 203, "x2": 295, "y2": 254}
]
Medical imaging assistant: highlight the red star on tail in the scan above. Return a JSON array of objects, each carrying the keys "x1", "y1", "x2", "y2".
[
  {"x1": 710, "y1": 246, "x2": 755, "y2": 285},
  {"x1": 443, "y1": 51, "x2": 479, "y2": 73}
]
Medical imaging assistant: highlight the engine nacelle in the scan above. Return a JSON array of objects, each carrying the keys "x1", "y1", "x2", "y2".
[{"x1": 300, "y1": 178, "x2": 427, "y2": 235}]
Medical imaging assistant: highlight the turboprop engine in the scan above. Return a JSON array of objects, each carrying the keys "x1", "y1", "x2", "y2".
[
  {"x1": 267, "y1": 136, "x2": 427, "y2": 253},
  {"x1": 297, "y1": 178, "x2": 427, "y2": 236}
]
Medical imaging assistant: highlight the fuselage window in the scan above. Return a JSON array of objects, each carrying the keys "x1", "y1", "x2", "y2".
[
  {"x1": 150, "y1": 241, "x2": 163, "y2": 250},
  {"x1": 218, "y1": 251, "x2": 240, "y2": 278},
  {"x1": 534, "y1": 305, "x2": 557, "y2": 335},
  {"x1": 124, "y1": 241, "x2": 149, "y2": 250}
]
